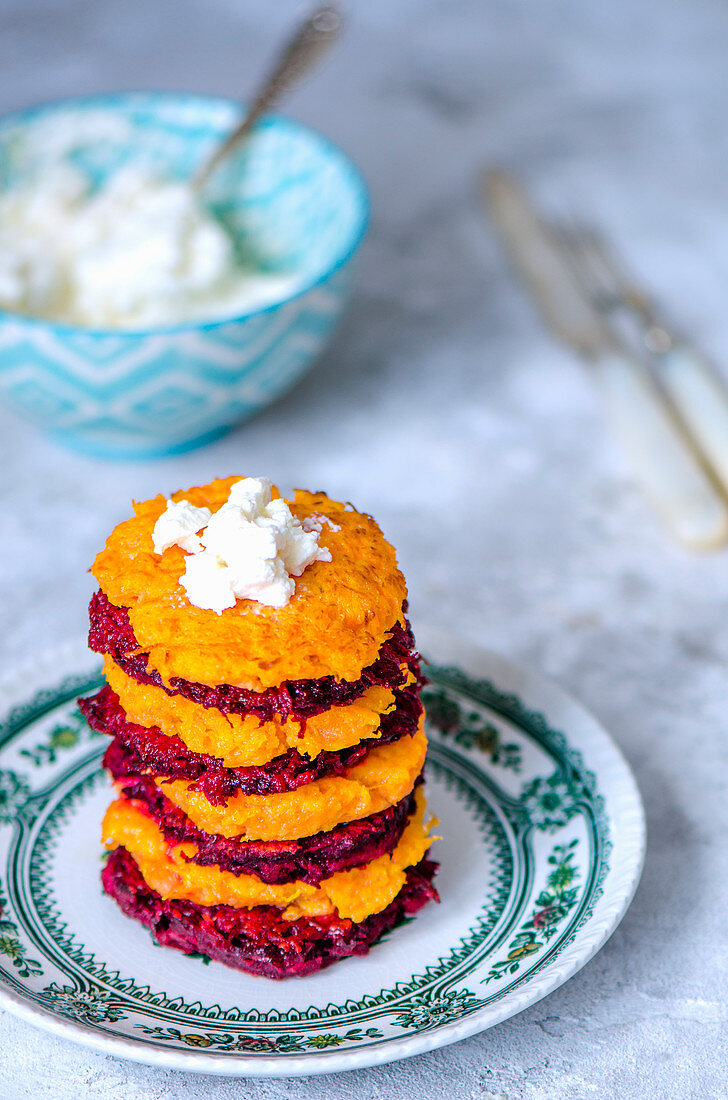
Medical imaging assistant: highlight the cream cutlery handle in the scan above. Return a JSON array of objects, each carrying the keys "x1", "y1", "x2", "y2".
[
  {"x1": 657, "y1": 345, "x2": 728, "y2": 494},
  {"x1": 592, "y1": 352, "x2": 728, "y2": 549}
]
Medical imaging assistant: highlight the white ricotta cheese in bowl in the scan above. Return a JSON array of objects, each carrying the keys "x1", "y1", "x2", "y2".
[{"x1": 0, "y1": 163, "x2": 299, "y2": 329}]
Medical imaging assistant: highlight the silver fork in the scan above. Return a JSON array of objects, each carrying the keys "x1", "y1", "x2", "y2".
[{"x1": 554, "y1": 223, "x2": 728, "y2": 497}]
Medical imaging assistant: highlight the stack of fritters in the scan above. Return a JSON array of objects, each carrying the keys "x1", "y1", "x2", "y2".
[{"x1": 81, "y1": 477, "x2": 438, "y2": 979}]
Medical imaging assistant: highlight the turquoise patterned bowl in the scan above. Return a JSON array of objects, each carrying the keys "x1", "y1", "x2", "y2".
[{"x1": 0, "y1": 93, "x2": 369, "y2": 458}]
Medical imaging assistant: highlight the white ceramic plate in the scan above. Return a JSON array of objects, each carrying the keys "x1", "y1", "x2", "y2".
[{"x1": 0, "y1": 636, "x2": 645, "y2": 1077}]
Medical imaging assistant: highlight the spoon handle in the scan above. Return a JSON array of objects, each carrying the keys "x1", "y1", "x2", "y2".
[{"x1": 193, "y1": 5, "x2": 344, "y2": 191}]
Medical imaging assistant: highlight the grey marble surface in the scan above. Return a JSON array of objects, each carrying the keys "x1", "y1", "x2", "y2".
[{"x1": 2, "y1": 0, "x2": 728, "y2": 1096}]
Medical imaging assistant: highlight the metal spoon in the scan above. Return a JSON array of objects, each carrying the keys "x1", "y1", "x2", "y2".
[{"x1": 192, "y1": 4, "x2": 344, "y2": 192}]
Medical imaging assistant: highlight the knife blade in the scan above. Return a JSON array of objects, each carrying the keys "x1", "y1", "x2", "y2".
[
  {"x1": 481, "y1": 168, "x2": 728, "y2": 550},
  {"x1": 483, "y1": 169, "x2": 615, "y2": 357}
]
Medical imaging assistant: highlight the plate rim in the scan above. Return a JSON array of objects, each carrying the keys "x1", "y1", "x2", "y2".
[{"x1": 0, "y1": 636, "x2": 646, "y2": 1077}]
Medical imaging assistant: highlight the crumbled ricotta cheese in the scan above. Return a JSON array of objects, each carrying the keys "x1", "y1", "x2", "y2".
[
  {"x1": 151, "y1": 477, "x2": 332, "y2": 613},
  {"x1": 301, "y1": 513, "x2": 341, "y2": 535},
  {"x1": 152, "y1": 499, "x2": 212, "y2": 555},
  {"x1": 0, "y1": 162, "x2": 299, "y2": 328}
]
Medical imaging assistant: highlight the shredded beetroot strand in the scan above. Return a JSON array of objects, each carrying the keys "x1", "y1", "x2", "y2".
[
  {"x1": 108, "y1": 775, "x2": 422, "y2": 885},
  {"x1": 88, "y1": 590, "x2": 419, "y2": 722},
  {"x1": 79, "y1": 683, "x2": 422, "y2": 802},
  {"x1": 102, "y1": 846, "x2": 438, "y2": 979}
]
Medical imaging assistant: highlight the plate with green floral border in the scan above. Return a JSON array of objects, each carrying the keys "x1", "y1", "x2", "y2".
[{"x1": 0, "y1": 634, "x2": 644, "y2": 1077}]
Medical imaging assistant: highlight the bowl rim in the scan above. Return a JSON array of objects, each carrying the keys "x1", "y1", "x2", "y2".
[{"x1": 0, "y1": 90, "x2": 370, "y2": 339}]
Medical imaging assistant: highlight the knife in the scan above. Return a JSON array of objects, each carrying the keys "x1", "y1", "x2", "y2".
[{"x1": 483, "y1": 169, "x2": 728, "y2": 550}]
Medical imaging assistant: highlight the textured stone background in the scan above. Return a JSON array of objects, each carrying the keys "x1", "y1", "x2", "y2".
[{"x1": 2, "y1": 0, "x2": 728, "y2": 1096}]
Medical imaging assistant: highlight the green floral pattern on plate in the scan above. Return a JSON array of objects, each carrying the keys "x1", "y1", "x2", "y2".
[
  {"x1": 484, "y1": 839, "x2": 580, "y2": 983},
  {"x1": 0, "y1": 770, "x2": 31, "y2": 825},
  {"x1": 139, "y1": 1025, "x2": 385, "y2": 1052},
  {"x1": 19, "y1": 703, "x2": 102, "y2": 768},
  {"x1": 0, "y1": 883, "x2": 43, "y2": 978},
  {"x1": 422, "y1": 685, "x2": 523, "y2": 771}
]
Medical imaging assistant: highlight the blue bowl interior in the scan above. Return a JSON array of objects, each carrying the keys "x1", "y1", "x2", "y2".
[{"x1": 0, "y1": 93, "x2": 368, "y2": 315}]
